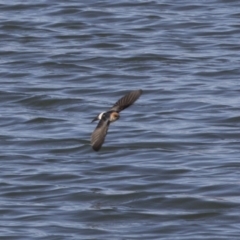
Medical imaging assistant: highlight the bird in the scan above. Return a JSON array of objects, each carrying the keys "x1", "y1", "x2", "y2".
[{"x1": 91, "y1": 89, "x2": 142, "y2": 151}]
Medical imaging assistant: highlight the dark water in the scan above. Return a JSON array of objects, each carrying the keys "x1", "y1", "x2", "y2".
[{"x1": 1, "y1": 0, "x2": 240, "y2": 239}]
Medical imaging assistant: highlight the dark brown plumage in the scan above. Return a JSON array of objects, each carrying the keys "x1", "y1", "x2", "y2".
[
  {"x1": 91, "y1": 117, "x2": 110, "y2": 151},
  {"x1": 110, "y1": 89, "x2": 142, "y2": 112},
  {"x1": 91, "y1": 89, "x2": 142, "y2": 151}
]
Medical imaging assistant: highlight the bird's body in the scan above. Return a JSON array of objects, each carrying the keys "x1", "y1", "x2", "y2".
[{"x1": 91, "y1": 89, "x2": 142, "y2": 151}]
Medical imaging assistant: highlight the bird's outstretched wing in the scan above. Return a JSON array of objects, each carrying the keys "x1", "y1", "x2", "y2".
[
  {"x1": 110, "y1": 89, "x2": 142, "y2": 112},
  {"x1": 91, "y1": 118, "x2": 110, "y2": 151}
]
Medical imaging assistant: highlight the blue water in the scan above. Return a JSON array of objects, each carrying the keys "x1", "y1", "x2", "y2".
[{"x1": 1, "y1": 1, "x2": 240, "y2": 239}]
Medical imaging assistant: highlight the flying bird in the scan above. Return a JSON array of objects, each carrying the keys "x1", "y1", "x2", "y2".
[{"x1": 91, "y1": 89, "x2": 142, "y2": 151}]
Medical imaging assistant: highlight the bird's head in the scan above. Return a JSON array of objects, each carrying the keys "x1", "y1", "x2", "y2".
[{"x1": 91, "y1": 112, "x2": 105, "y2": 123}]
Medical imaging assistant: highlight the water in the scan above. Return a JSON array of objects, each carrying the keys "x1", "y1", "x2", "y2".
[{"x1": 1, "y1": 0, "x2": 240, "y2": 239}]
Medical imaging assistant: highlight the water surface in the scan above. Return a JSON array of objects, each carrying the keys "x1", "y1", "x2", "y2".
[{"x1": 1, "y1": 0, "x2": 240, "y2": 239}]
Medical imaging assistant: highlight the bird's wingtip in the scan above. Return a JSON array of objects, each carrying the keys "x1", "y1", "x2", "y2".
[{"x1": 92, "y1": 145, "x2": 100, "y2": 151}]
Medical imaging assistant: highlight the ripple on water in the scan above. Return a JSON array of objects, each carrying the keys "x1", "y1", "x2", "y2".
[{"x1": 1, "y1": 0, "x2": 240, "y2": 239}]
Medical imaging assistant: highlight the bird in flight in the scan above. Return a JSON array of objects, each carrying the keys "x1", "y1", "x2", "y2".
[{"x1": 91, "y1": 89, "x2": 142, "y2": 151}]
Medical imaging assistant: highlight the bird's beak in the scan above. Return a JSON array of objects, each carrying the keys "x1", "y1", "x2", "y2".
[{"x1": 91, "y1": 116, "x2": 98, "y2": 123}]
